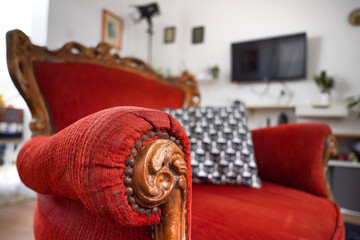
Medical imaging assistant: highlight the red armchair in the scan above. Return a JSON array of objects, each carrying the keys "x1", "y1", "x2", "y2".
[
  {"x1": 7, "y1": 30, "x2": 344, "y2": 240},
  {"x1": 191, "y1": 123, "x2": 344, "y2": 239}
]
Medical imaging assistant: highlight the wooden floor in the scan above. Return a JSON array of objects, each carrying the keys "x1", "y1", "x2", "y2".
[{"x1": 0, "y1": 200, "x2": 35, "y2": 240}]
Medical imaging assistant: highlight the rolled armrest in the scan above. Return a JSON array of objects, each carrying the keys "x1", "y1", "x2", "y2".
[
  {"x1": 252, "y1": 123, "x2": 335, "y2": 198},
  {"x1": 17, "y1": 106, "x2": 191, "y2": 236}
]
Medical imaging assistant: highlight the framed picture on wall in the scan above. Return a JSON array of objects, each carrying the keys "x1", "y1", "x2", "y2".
[
  {"x1": 164, "y1": 27, "x2": 175, "y2": 43},
  {"x1": 192, "y1": 26, "x2": 204, "y2": 44},
  {"x1": 102, "y1": 9, "x2": 124, "y2": 50}
]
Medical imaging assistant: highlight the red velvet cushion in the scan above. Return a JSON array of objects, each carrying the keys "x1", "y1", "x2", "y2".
[
  {"x1": 34, "y1": 62, "x2": 185, "y2": 132},
  {"x1": 192, "y1": 182, "x2": 344, "y2": 240}
]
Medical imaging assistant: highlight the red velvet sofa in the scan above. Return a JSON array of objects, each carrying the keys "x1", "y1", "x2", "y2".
[{"x1": 7, "y1": 30, "x2": 344, "y2": 240}]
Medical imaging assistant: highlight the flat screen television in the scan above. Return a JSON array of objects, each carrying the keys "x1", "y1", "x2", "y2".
[{"x1": 231, "y1": 33, "x2": 306, "y2": 82}]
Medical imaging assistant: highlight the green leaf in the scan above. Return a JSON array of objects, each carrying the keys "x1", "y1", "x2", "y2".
[
  {"x1": 348, "y1": 101, "x2": 359, "y2": 108},
  {"x1": 347, "y1": 96, "x2": 357, "y2": 102},
  {"x1": 314, "y1": 70, "x2": 334, "y2": 92}
]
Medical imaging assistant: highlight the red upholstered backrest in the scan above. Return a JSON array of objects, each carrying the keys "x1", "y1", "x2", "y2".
[
  {"x1": 252, "y1": 123, "x2": 331, "y2": 197},
  {"x1": 34, "y1": 62, "x2": 185, "y2": 133}
]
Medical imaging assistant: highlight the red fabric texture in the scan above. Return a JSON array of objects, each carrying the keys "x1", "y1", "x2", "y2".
[
  {"x1": 32, "y1": 183, "x2": 344, "y2": 240},
  {"x1": 16, "y1": 60, "x2": 342, "y2": 239},
  {"x1": 34, "y1": 194, "x2": 153, "y2": 240},
  {"x1": 16, "y1": 107, "x2": 192, "y2": 237},
  {"x1": 252, "y1": 123, "x2": 331, "y2": 198},
  {"x1": 34, "y1": 62, "x2": 185, "y2": 133},
  {"x1": 191, "y1": 182, "x2": 344, "y2": 240}
]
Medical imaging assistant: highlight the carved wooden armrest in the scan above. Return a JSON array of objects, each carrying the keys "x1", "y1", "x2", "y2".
[
  {"x1": 322, "y1": 133, "x2": 337, "y2": 201},
  {"x1": 126, "y1": 136, "x2": 188, "y2": 240}
]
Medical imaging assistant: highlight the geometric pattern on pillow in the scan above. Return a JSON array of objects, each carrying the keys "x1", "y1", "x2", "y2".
[{"x1": 164, "y1": 102, "x2": 262, "y2": 188}]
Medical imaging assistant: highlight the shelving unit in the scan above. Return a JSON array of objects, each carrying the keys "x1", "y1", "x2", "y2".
[
  {"x1": 328, "y1": 159, "x2": 360, "y2": 219},
  {"x1": 295, "y1": 104, "x2": 348, "y2": 118},
  {"x1": 247, "y1": 103, "x2": 348, "y2": 118},
  {"x1": 246, "y1": 104, "x2": 296, "y2": 130},
  {"x1": 328, "y1": 160, "x2": 360, "y2": 168},
  {"x1": 247, "y1": 105, "x2": 295, "y2": 110}
]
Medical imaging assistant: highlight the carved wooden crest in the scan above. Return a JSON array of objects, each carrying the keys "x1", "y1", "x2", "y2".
[{"x1": 6, "y1": 29, "x2": 201, "y2": 136}]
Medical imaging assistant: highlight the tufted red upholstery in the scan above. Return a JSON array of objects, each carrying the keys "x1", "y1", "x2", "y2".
[
  {"x1": 17, "y1": 107, "x2": 192, "y2": 239},
  {"x1": 34, "y1": 62, "x2": 185, "y2": 132}
]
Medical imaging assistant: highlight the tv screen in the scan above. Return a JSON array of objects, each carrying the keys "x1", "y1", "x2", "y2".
[{"x1": 232, "y1": 33, "x2": 306, "y2": 82}]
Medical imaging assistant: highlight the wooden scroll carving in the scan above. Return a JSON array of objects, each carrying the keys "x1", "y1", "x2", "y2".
[
  {"x1": 132, "y1": 139, "x2": 187, "y2": 240},
  {"x1": 6, "y1": 29, "x2": 201, "y2": 136},
  {"x1": 322, "y1": 133, "x2": 337, "y2": 201}
]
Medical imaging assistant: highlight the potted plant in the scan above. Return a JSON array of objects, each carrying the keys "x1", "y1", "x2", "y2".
[
  {"x1": 314, "y1": 70, "x2": 334, "y2": 105},
  {"x1": 211, "y1": 65, "x2": 220, "y2": 80},
  {"x1": 347, "y1": 95, "x2": 360, "y2": 119}
]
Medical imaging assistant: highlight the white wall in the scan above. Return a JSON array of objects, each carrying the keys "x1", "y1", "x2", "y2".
[
  {"x1": 47, "y1": 0, "x2": 360, "y2": 104},
  {"x1": 146, "y1": 0, "x2": 360, "y2": 107},
  {"x1": 46, "y1": 0, "x2": 360, "y2": 132},
  {"x1": 0, "y1": 0, "x2": 49, "y2": 140},
  {"x1": 0, "y1": 0, "x2": 32, "y2": 100}
]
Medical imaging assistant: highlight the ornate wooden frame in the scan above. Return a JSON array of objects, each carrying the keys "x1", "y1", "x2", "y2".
[
  {"x1": 322, "y1": 133, "x2": 337, "y2": 201},
  {"x1": 6, "y1": 29, "x2": 201, "y2": 136},
  {"x1": 131, "y1": 137, "x2": 188, "y2": 240}
]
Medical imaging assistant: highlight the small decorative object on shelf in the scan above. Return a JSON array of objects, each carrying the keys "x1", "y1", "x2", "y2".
[
  {"x1": 0, "y1": 107, "x2": 24, "y2": 140},
  {"x1": 314, "y1": 70, "x2": 334, "y2": 106},
  {"x1": 348, "y1": 152, "x2": 359, "y2": 163},
  {"x1": 349, "y1": 8, "x2": 360, "y2": 26},
  {"x1": 211, "y1": 65, "x2": 220, "y2": 80},
  {"x1": 277, "y1": 112, "x2": 288, "y2": 125},
  {"x1": 347, "y1": 95, "x2": 360, "y2": 119},
  {"x1": 353, "y1": 142, "x2": 360, "y2": 161}
]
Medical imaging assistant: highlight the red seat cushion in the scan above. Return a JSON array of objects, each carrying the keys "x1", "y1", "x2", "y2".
[
  {"x1": 34, "y1": 182, "x2": 344, "y2": 239},
  {"x1": 192, "y1": 181, "x2": 344, "y2": 240}
]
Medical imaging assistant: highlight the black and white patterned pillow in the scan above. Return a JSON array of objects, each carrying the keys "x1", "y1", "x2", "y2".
[{"x1": 164, "y1": 102, "x2": 262, "y2": 188}]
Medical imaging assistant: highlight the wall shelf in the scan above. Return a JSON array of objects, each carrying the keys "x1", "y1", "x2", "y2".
[
  {"x1": 295, "y1": 104, "x2": 348, "y2": 118},
  {"x1": 247, "y1": 105, "x2": 295, "y2": 110},
  {"x1": 328, "y1": 160, "x2": 360, "y2": 168}
]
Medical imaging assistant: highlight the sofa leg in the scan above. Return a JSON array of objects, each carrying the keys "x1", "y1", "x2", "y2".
[{"x1": 132, "y1": 139, "x2": 187, "y2": 240}]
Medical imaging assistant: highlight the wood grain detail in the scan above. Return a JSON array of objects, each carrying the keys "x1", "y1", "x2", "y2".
[
  {"x1": 133, "y1": 139, "x2": 187, "y2": 240},
  {"x1": 322, "y1": 133, "x2": 337, "y2": 201}
]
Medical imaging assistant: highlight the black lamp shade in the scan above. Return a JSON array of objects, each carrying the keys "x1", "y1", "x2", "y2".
[{"x1": 138, "y1": 2, "x2": 160, "y2": 20}]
